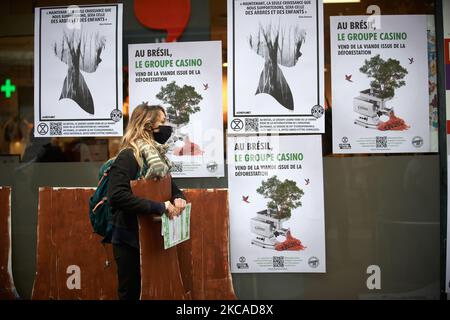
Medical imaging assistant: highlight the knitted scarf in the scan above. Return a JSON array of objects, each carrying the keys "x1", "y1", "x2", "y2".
[{"x1": 137, "y1": 139, "x2": 172, "y2": 179}]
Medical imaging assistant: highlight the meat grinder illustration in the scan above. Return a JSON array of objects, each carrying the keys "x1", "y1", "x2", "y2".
[
  {"x1": 250, "y1": 209, "x2": 289, "y2": 249},
  {"x1": 353, "y1": 89, "x2": 393, "y2": 128}
]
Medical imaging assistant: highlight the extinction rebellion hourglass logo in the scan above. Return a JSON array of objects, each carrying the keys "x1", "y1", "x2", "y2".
[
  {"x1": 236, "y1": 256, "x2": 249, "y2": 269},
  {"x1": 37, "y1": 123, "x2": 49, "y2": 135},
  {"x1": 231, "y1": 119, "x2": 244, "y2": 132},
  {"x1": 110, "y1": 109, "x2": 123, "y2": 122},
  {"x1": 339, "y1": 136, "x2": 352, "y2": 150}
]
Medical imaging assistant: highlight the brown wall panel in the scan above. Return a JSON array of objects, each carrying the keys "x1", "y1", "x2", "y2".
[
  {"x1": 176, "y1": 238, "x2": 193, "y2": 299},
  {"x1": 30, "y1": 183, "x2": 235, "y2": 300},
  {"x1": 182, "y1": 189, "x2": 235, "y2": 300},
  {"x1": 32, "y1": 188, "x2": 117, "y2": 300},
  {"x1": 0, "y1": 187, "x2": 18, "y2": 299},
  {"x1": 132, "y1": 177, "x2": 189, "y2": 300}
]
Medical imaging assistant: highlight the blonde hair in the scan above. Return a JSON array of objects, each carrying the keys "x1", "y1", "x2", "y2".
[{"x1": 119, "y1": 103, "x2": 166, "y2": 168}]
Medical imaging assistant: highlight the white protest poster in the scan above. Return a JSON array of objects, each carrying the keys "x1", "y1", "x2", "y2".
[
  {"x1": 331, "y1": 15, "x2": 430, "y2": 154},
  {"x1": 34, "y1": 4, "x2": 123, "y2": 137},
  {"x1": 426, "y1": 15, "x2": 439, "y2": 152},
  {"x1": 128, "y1": 41, "x2": 224, "y2": 178},
  {"x1": 227, "y1": 0, "x2": 324, "y2": 134},
  {"x1": 228, "y1": 135, "x2": 325, "y2": 273}
]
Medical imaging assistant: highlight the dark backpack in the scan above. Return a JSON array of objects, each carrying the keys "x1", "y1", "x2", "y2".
[{"x1": 89, "y1": 157, "x2": 148, "y2": 244}]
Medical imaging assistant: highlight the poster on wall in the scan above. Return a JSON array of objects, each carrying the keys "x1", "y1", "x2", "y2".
[
  {"x1": 331, "y1": 15, "x2": 431, "y2": 154},
  {"x1": 227, "y1": 0, "x2": 324, "y2": 134},
  {"x1": 34, "y1": 4, "x2": 123, "y2": 137},
  {"x1": 228, "y1": 135, "x2": 325, "y2": 273},
  {"x1": 128, "y1": 41, "x2": 224, "y2": 178},
  {"x1": 427, "y1": 16, "x2": 439, "y2": 152}
]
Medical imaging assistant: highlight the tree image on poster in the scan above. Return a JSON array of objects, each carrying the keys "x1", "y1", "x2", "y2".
[
  {"x1": 156, "y1": 81, "x2": 202, "y2": 127},
  {"x1": 256, "y1": 176, "x2": 303, "y2": 220},
  {"x1": 156, "y1": 81, "x2": 205, "y2": 156},
  {"x1": 54, "y1": 30, "x2": 106, "y2": 115},
  {"x1": 249, "y1": 24, "x2": 306, "y2": 110},
  {"x1": 355, "y1": 55, "x2": 410, "y2": 131},
  {"x1": 360, "y1": 55, "x2": 408, "y2": 100}
]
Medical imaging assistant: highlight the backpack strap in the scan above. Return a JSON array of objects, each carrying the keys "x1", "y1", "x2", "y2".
[
  {"x1": 136, "y1": 155, "x2": 149, "y2": 179},
  {"x1": 92, "y1": 196, "x2": 108, "y2": 212},
  {"x1": 97, "y1": 168, "x2": 111, "y2": 187}
]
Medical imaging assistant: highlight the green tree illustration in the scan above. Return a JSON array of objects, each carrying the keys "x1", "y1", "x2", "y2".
[
  {"x1": 156, "y1": 81, "x2": 202, "y2": 127},
  {"x1": 359, "y1": 54, "x2": 408, "y2": 100},
  {"x1": 256, "y1": 175, "x2": 304, "y2": 219}
]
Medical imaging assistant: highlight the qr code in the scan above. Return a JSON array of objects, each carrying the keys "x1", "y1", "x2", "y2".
[
  {"x1": 50, "y1": 122, "x2": 62, "y2": 136},
  {"x1": 376, "y1": 136, "x2": 387, "y2": 148},
  {"x1": 245, "y1": 118, "x2": 259, "y2": 132},
  {"x1": 273, "y1": 256, "x2": 284, "y2": 268},
  {"x1": 170, "y1": 162, "x2": 183, "y2": 173}
]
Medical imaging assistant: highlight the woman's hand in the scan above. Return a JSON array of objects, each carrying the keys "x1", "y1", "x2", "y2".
[
  {"x1": 173, "y1": 198, "x2": 186, "y2": 211},
  {"x1": 165, "y1": 201, "x2": 181, "y2": 219}
]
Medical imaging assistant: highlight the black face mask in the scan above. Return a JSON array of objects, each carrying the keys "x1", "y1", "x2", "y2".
[{"x1": 152, "y1": 125, "x2": 173, "y2": 144}]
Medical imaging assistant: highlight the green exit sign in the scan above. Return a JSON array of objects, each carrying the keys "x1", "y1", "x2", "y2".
[{"x1": 1, "y1": 79, "x2": 16, "y2": 98}]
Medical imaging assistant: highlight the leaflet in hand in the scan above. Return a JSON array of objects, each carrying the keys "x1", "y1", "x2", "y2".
[{"x1": 161, "y1": 203, "x2": 191, "y2": 249}]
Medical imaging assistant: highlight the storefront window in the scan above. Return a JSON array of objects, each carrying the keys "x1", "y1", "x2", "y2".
[{"x1": 0, "y1": 0, "x2": 445, "y2": 300}]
